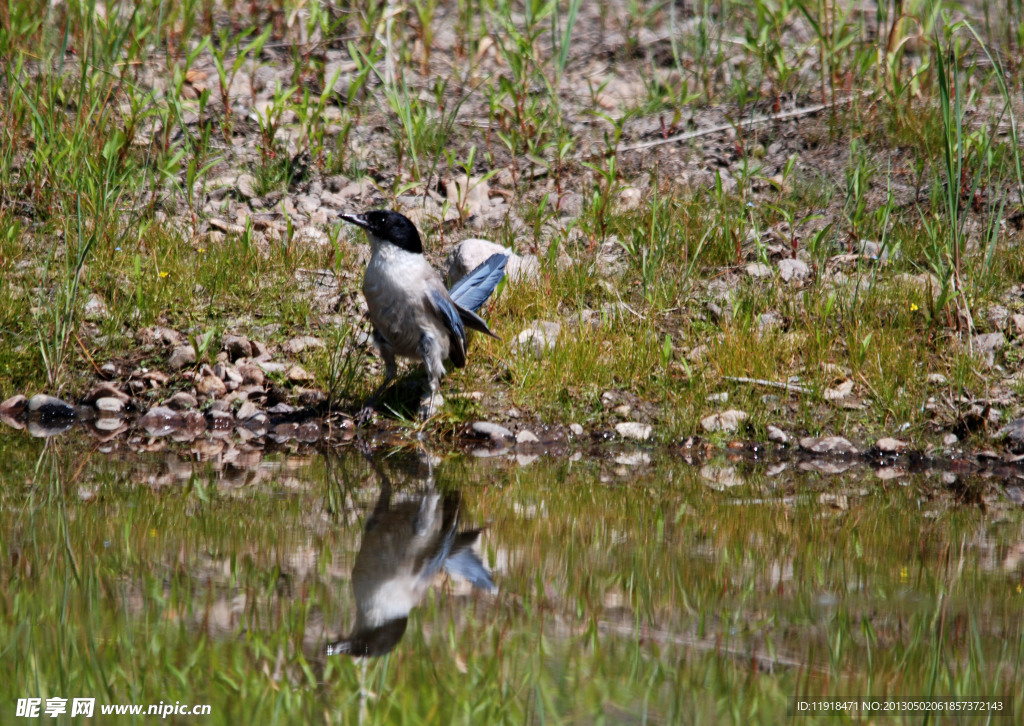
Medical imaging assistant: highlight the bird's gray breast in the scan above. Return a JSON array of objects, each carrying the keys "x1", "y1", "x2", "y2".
[{"x1": 362, "y1": 247, "x2": 450, "y2": 360}]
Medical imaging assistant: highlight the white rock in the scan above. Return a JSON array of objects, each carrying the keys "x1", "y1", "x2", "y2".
[
  {"x1": 777, "y1": 258, "x2": 811, "y2": 282},
  {"x1": 615, "y1": 422, "x2": 652, "y2": 441},
  {"x1": 700, "y1": 409, "x2": 748, "y2": 433},
  {"x1": 445, "y1": 238, "x2": 539, "y2": 286},
  {"x1": 514, "y1": 320, "x2": 561, "y2": 358},
  {"x1": 516, "y1": 430, "x2": 540, "y2": 444}
]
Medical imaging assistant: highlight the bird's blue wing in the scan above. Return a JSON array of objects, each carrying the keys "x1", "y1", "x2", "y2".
[
  {"x1": 448, "y1": 253, "x2": 509, "y2": 312},
  {"x1": 428, "y1": 288, "x2": 468, "y2": 366},
  {"x1": 444, "y1": 534, "x2": 497, "y2": 594}
]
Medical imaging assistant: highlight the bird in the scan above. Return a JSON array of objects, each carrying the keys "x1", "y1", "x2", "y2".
[
  {"x1": 340, "y1": 210, "x2": 508, "y2": 419},
  {"x1": 325, "y1": 476, "x2": 497, "y2": 658}
]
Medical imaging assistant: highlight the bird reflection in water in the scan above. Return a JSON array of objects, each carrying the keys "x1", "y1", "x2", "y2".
[{"x1": 326, "y1": 463, "x2": 497, "y2": 658}]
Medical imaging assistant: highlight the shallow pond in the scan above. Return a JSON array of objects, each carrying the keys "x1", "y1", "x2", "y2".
[{"x1": 2, "y1": 428, "x2": 1022, "y2": 724}]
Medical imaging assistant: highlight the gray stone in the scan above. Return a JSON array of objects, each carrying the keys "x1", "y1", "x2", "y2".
[
  {"x1": 987, "y1": 305, "x2": 1010, "y2": 331},
  {"x1": 798, "y1": 436, "x2": 859, "y2": 455},
  {"x1": 595, "y1": 237, "x2": 626, "y2": 278},
  {"x1": 745, "y1": 262, "x2": 772, "y2": 278},
  {"x1": 283, "y1": 336, "x2": 325, "y2": 354},
  {"x1": 569, "y1": 423, "x2": 584, "y2": 436},
  {"x1": 777, "y1": 258, "x2": 811, "y2": 283},
  {"x1": 942, "y1": 433, "x2": 959, "y2": 447},
  {"x1": 236, "y1": 400, "x2": 261, "y2": 421},
  {"x1": 222, "y1": 335, "x2": 252, "y2": 362},
  {"x1": 84, "y1": 294, "x2": 107, "y2": 320},
  {"x1": 514, "y1": 320, "x2": 561, "y2": 357},
  {"x1": 168, "y1": 345, "x2": 197, "y2": 370},
  {"x1": 973, "y1": 332, "x2": 1005, "y2": 353},
  {"x1": 875, "y1": 437, "x2": 908, "y2": 453},
  {"x1": 165, "y1": 392, "x2": 198, "y2": 410},
  {"x1": 615, "y1": 422, "x2": 652, "y2": 441},
  {"x1": 700, "y1": 410, "x2": 748, "y2": 433},
  {"x1": 27, "y1": 394, "x2": 74, "y2": 419},
  {"x1": 237, "y1": 363, "x2": 265, "y2": 386},
  {"x1": 237, "y1": 173, "x2": 258, "y2": 199},
  {"x1": 470, "y1": 421, "x2": 514, "y2": 444},
  {"x1": 997, "y1": 418, "x2": 1024, "y2": 452}
]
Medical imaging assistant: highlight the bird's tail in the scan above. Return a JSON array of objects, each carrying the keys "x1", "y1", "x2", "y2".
[{"x1": 448, "y1": 253, "x2": 509, "y2": 313}]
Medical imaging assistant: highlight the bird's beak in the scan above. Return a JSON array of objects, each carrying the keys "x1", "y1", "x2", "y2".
[{"x1": 340, "y1": 213, "x2": 369, "y2": 229}]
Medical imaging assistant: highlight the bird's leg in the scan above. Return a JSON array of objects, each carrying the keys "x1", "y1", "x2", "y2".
[
  {"x1": 416, "y1": 333, "x2": 446, "y2": 420},
  {"x1": 357, "y1": 331, "x2": 398, "y2": 425}
]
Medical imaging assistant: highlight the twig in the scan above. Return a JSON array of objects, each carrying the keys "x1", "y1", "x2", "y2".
[
  {"x1": 724, "y1": 376, "x2": 811, "y2": 394},
  {"x1": 620, "y1": 97, "x2": 855, "y2": 154}
]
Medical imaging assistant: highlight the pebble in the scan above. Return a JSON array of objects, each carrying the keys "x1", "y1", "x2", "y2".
[
  {"x1": 798, "y1": 436, "x2": 859, "y2": 455},
  {"x1": 236, "y1": 173, "x2": 258, "y2": 199},
  {"x1": 138, "y1": 406, "x2": 184, "y2": 436},
  {"x1": 942, "y1": 433, "x2": 959, "y2": 447},
  {"x1": 287, "y1": 365, "x2": 314, "y2": 383},
  {"x1": 222, "y1": 335, "x2": 253, "y2": 361},
  {"x1": 615, "y1": 422, "x2": 652, "y2": 441},
  {"x1": 168, "y1": 345, "x2": 197, "y2": 370},
  {"x1": 236, "y1": 400, "x2": 261, "y2": 421},
  {"x1": 569, "y1": 423, "x2": 584, "y2": 436},
  {"x1": 777, "y1": 258, "x2": 811, "y2": 282},
  {"x1": 237, "y1": 363, "x2": 265, "y2": 386},
  {"x1": 516, "y1": 430, "x2": 540, "y2": 445},
  {"x1": 446, "y1": 238, "x2": 539, "y2": 286},
  {"x1": 83, "y1": 383, "x2": 130, "y2": 404},
  {"x1": 614, "y1": 451, "x2": 651, "y2": 467},
  {"x1": 27, "y1": 394, "x2": 75, "y2": 419},
  {"x1": 283, "y1": 336, "x2": 325, "y2": 354},
  {"x1": 767, "y1": 425, "x2": 789, "y2": 444},
  {"x1": 997, "y1": 418, "x2": 1024, "y2": 452},
  {"x1": 166, "y1": 392, "x2": 199, "y2": 410},
  {"x1": 196, "y1": 374, "x2": 227, "y2": 397},
  {"x1": 513, "y1": 321, "x2": 561, "y2": 357},
  {"x1": 0, "y1": 394, "x2": 28, "y2": 417},
  {"x1": 700, "y1": 410, "x2": 748, "y2": 433},
  {"x1": 470, "y1": 421, "x2": 514, "y2": 444},
  {"x1": 95, "y1": 397, "x2": 125, "y2": 413},
  {"x1": 875, "y1": 437, "x2": 908, "y2": 453}
]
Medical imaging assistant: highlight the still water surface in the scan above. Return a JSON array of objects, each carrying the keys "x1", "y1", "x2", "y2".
[{"x1": 2, "y1": 428, "x2": 1022, "y2": 724}]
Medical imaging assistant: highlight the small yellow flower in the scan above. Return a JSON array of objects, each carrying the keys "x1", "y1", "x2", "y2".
[
  {"x1": 198, "y1": 248, "x2": 206, "y2": 254},
  {"x1": 910, "y1": 303, "x2": 919, "y2": 312},
  {"x1": 899, "y1": 566, "x2": 909, "y2": 582},
  {"x1": 1017, "y1": 583, "x2": 1022, "y2": 594},
  {"x1": 158, "y1": 271, "x2": 169, "y2": 279}
]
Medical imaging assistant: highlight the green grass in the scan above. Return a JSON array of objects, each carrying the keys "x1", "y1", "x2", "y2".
[{"x1": 1, "y1": 0, "x2": 1023, "y2": 452}]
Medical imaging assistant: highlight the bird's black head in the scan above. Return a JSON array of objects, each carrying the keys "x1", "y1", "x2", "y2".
[
  {"x1": 340, "y1": 210, "x2": 423, "y2": 254},
  {"x1": 325, "y1": 618, "x2": 408, "y2": 658}
]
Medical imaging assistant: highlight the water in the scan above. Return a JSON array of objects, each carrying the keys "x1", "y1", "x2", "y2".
[{"x1": 1, "y1": 427, "x2": 1022, "y2": 724}]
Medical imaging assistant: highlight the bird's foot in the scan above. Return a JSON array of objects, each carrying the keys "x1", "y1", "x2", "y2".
[
  {"x1": 355, "y1": 404, "x2": 376, "y2": 427},
  {"x1": 417, "y1": 392, "x2": 444, "y2": 420}
]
